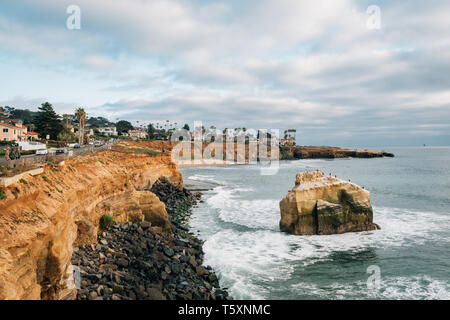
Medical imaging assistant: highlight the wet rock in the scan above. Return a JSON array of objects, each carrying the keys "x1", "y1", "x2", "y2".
[
  {"x1": 72, "y1": 180, "x2": 232, "y2": 301},
  {"x1": 164, "y1": 248, "x2": 174, "y2": 257},
  {"x1": 196, "y1": 266, "x2": 209, "y2": 276}
]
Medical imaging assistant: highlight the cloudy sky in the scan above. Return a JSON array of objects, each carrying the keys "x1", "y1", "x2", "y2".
[{"x1": 0, "y1": 0, "x2": 449, "y2": 146}]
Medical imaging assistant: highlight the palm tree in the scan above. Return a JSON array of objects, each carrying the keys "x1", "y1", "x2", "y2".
[{"x1": 75, "y1": 108, "x2": 87, "y2": 145}]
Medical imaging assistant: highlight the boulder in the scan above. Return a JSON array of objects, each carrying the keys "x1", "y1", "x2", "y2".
[
  {"x1": 279, "y1": 172, "x2": 380, "y2": 235},
  {"x1": 134, "y1": 191, "x2": 171, "y2": 230}
]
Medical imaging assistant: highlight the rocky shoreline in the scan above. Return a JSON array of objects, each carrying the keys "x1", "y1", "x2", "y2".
[
  {"x1": 280, "y1": 146, "x2": 394, "y2": 160},
  {"x1": 72, "y1": 178, "x2": 232, "y2": 300}
]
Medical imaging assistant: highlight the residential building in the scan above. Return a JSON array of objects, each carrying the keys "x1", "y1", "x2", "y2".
[
  {"x1": 98, "y1": 126, "x2": 117, "y2": 136},
  {"x1": 25, "y1": 131, "x2": 40, "y2": 141},
  {"x1": 127, "y1": 130, "x2": 148, "y2": 139},
  {"x1": 283, "y1": 129, "x2": 296, "y2": 139},
  {"x1": 0, "y1": 121, "x2": 23, "y2": 141},
  {"x1": 0, "y1": 119, "x2": 40, "y2": 141},
  {"x1": 280, "y1": 137, "x2": 295, "y2": 146}
]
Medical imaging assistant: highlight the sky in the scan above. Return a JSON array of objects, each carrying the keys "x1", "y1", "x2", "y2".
[{"x1": 0, "y1": 0, "x2": 449, "y2": 147}]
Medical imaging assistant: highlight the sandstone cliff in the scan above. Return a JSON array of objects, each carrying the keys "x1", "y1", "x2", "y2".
[
  {"x1": 0, "y1": 149, "x2": 181, "y2": 300},
  {"x1": 279, "y1": 172, "x2": 380, "y2": 235}
]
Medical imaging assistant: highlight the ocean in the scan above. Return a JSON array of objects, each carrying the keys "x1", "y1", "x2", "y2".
[{"x1": 180, "y1": 147, "x2": 450, "y2": 300}]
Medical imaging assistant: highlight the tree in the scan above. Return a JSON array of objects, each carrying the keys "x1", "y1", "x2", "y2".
[
  {"x1": 87, "y1": 116, "x2": 111, "y2": 128},
  {"x1": 28, "y1": 123, "x2": 36, "y2": 132},
  {"x1": 63, "y1": 114, "x2": 70, "y2": 125},
  {"x1": 183, "y1": 123, "x2": 190, "y2": 131},
  {"x1": 116, "y1": 120, "x2": 133, "y2": 134},
  {"x1": 33, "y1": 102, "x2": 64, "y2": 140},
  {"x1": 75, "y1": 108, "x2": 87, "y2": 145},
  {"x1": 7, "y1": 107, "x2": 36, "y2": 124},
  {"x1": 57, "y1": 130, "x2": 76, "y2": 143},
  {"x1": 147, "y1": 123, "x2": 156, "y2": 140}
]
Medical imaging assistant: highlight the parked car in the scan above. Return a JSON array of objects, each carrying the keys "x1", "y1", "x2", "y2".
[
  {"x1": 36, "y1": 149, "x2": 48, "y2": 155},
  {"x1": 73, "y1": 144, "x2": 81, "y2": 149},
  {"x1": 94, "y1": 141, "x2": 103, "y2": 147},
  {"x1": 56, "y1": 148, "x2": 68, "y2": 154}
]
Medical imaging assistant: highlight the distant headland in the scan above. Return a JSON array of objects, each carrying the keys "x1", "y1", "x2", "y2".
[{"x1": 280, "y1": 145, "x2": 394, "y2": 160}]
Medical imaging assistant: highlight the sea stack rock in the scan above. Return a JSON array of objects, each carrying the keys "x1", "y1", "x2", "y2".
[{"x1": 279, "y1": 172, "x2": 380, "y2": 235}]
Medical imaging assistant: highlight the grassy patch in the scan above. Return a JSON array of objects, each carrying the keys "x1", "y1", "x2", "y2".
[
  {"x1": 100, "y1": 214, "x2": 115, "y2": 230},
  {"x1": 111, "y1": 146, "x2": 159, "y2": 156}
]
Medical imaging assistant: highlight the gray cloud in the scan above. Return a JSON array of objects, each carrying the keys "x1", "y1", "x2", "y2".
[{"x1": 0, "y1": 0, "x2": 449, "y2": 146}]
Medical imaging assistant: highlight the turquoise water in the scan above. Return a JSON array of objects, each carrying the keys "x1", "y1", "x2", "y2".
[{"x1": 180, "y1": 147, "x2": 450, "y2": 300}]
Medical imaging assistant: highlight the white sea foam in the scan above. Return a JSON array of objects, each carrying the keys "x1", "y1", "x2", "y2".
[
  {"x1": 186, "y1": 174, "x2": 226, "y2": 186},
  {"x1": 290, "y1": 275, "x2": 450, "y2": 300},
  {"x1": 206, "y1": 187, "x2": 279, "y2": 230},
  {"x1": 202, "y1": 229, "x2": 299, "y2": 299},
  {"x1": 191, "y1": 183, "x2": 450, "y2": 299}
]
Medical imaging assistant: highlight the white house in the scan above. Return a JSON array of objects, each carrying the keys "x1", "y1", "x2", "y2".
[
  {"x1": 127, "y1": 130, "x2": 148, "y2": 139},
  {"x1": 18, "y1": 141, "x2": 47, "y2": 151},
  {"x1": 98, "y1": 126, "x2": 117, "y2": 136}
]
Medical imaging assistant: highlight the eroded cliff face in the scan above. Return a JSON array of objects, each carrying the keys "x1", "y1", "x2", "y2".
[
  {"x1": 279, "y1": 172, "x2": 380, "y2": 236},
  {"x1": 0, "y1": 150, "x2": 182, "y2": 300}
]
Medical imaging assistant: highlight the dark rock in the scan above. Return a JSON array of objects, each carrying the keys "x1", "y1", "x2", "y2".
[
  {"x1": 111, "y1": 294, "x2": 121, "y2": 300},
  {"x1": 72, "y1": 179, "x2": 232, "y2": 301},
  {"x1": 147, "y1": 288, "x2": 166, "y2": 300},
  {"x1": 164, "y1": 248, "x2": 174, "y2": 257},
  {"x1": 141, "y1": 221, "x2": 152, "y2": 229},
  {"x1": 196, "y1": 266, "x2": 209, "y2": 276},
  {"x1": 117, "y1": 258, "x2": 128, "y2": 267},
  {"x1": 89, "y1": 291, "x2": 98, "y2": 300},
  {"x1": 188, "y1": 255, "x2": 197, "y2": 267},
  {"x1": 128, "y1": 291, "x2": 136, "y2": 300},
  {"x1": 113, "y1": 285, "x2": 124, "y2": 293}
]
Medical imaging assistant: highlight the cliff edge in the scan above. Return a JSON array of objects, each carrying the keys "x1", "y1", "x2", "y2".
[
  {"x1": 0, "y1": 148, "x2": 181, "y2": 300},
  {"x1": 279, "y1": 172, "x2": 380, "y2": 235}
]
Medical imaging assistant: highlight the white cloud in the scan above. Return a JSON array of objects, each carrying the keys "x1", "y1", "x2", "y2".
[{"x1": 0, "y1": 0, "x2": 450, "y2": 145}]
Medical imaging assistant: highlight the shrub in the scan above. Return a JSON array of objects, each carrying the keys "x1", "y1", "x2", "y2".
[
  {"x1": 20, "y1": 150, "x2": 36, "y2": 156},
  {"x1": 100, "y1": 214, "x2": 115, "y2": 229},
  {"x1": 0, "y1": 192, "x2": 5, "y2": 200},
  {"x1": 19, "y1": 179, "x2": 28, "y2": 184}
]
